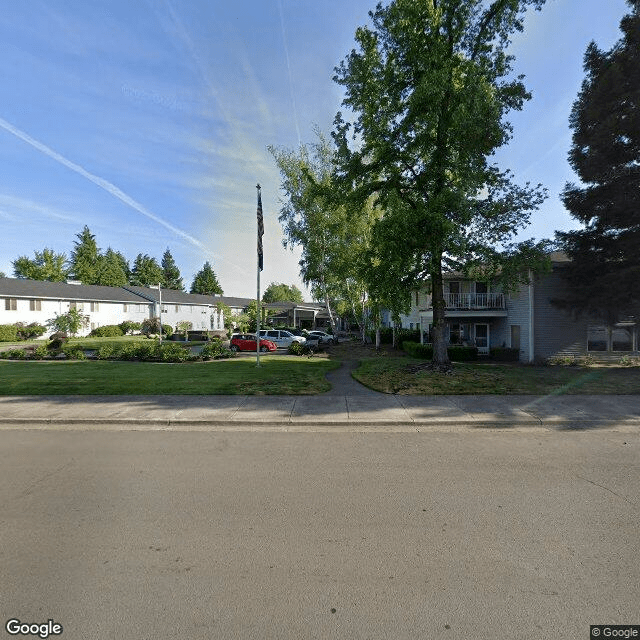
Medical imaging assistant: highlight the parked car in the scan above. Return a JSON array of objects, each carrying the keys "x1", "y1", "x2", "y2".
[
  {"x1": 305, "y1": 330, "x2": 337, "y2": 345},
  {"x1": 230, "y1": 333, "x2": 277, "y2": 352},
  {"x1": 258, "y1": 329, "x2": 306, "y2": 349}
]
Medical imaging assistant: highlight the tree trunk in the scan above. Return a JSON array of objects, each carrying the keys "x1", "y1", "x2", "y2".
[{"x1": 431, "y1": 262, "x2": 451, "y2": 369}]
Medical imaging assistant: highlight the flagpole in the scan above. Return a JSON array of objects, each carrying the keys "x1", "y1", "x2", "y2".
[{"x1": 256, "y1": 183, "x2": 262, "y2": 367}]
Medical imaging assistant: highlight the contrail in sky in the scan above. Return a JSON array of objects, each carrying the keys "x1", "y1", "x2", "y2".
[
  {"x1": 0, "y1": 116, "x2": 205, "y2": 249},
  {"x1": 277, "y1": 0, "x2": 301, "y2": 147}
]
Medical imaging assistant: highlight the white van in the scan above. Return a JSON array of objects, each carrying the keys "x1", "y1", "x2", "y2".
[{"x1": 258, "y1": 329, "x2": 306, "y2": 348}]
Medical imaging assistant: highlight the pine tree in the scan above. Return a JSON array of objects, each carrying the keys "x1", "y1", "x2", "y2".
[
  {"x1": 70, "y1": 226, "x2": 100, "y2": 284},
  {"x1": 161, "y1": 248, "x2": 184, "y2": 290},
  {"x1": 130, "y1": 254, "x2": 163, "y2": 287},
  {"x1": 556, "y1": 0, "x2": 640, "y2": 321},
  {"x1": 190, "y1": 261, "x2": 223, "y2": 295},
  {"x1": 96, "y1": 248, "x2": 128, "y2": 287}
]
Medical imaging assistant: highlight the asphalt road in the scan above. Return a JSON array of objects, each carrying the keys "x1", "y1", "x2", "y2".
[{"x1": 1, "y1": 427, "x2": 638, "y2": 640}]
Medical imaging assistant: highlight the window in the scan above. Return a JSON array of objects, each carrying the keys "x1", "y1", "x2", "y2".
[
  {"x1": 5, "y1": 298, "x2": 17, "y2": 311},
  {"x1": 511, "y1": 325, "x2": 521, "y2": 351},
  {"x1": 175, "y1": 305, "x2": 181, "y2": 313},
  {"x1": 69, "y1": 302, "x2": 84, "y2": 311},
  {"x1": 587, "y1": 326, "x2": 608, "y2": 351},
  {"x1": 161, "y1": 305, "x2": 168, "y2": 313},
  {"x1": 123, "y1": 304, "x2": 128, "y2": 312},
  {"x1": 449, "y1": 282, "x2": 460, "y2": 295},
  {"x1": 612, "y1": 325, "x2": 633, "y2": 352},
  {"x1": 90, "y1": 302, "x2": 99, "y2": 312},
  {"x1": 29, "y1": 299, "x2": 41, "y2": 311}
]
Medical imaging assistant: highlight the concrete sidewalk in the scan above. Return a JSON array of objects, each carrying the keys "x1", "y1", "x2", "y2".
[{"x1": 1, "y1": 393, "x2": 640, "y2": 431}]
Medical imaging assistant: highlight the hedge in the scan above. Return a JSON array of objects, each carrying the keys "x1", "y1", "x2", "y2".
[
  {"x1": 489, "y1": 347, "x2": 520, "y2": 362},
  {"x1": 0, "y1": 325, "x2": 18, "y2": 342},
  {"x1": 402, "y1": 341, "x2": 478, "y2": 361},
  {"x1": 90, "y1": 324, "x2": 125, "y2": 337}
]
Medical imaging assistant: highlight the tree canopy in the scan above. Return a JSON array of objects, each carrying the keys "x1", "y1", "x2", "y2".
[
  {"x1": 555, "y1": 0, "x2": 640, "y2": 322},
  {"x1": 161, "y1": 248, "x2": 184, "y2": 291},
  {"x1": 262, "y1": 282, "x2": 304, "y2": 304},
  {"x1": 12, "y1": 248, "x2": 68, "y2": 282},
  {"x1": 69, "y1": 226, "x2": 100, "y2": 285},
  {"x1": 190, "y1": 261, "x2": 223, "y2": 295},
  {"x1": 130, "y1": 254, "x2": 163, "y2": 288},
  {"x1": 332, "y1": 0, "x2": 547, "y2": 365}
]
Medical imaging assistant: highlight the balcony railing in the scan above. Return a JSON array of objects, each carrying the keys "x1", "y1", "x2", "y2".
[{"x1": 444, "y1": 293, "x2": 505, "y2": 310}]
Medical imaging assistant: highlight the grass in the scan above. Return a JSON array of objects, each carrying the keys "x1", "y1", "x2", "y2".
[
  {"x1": 0, "y1": 356, "x2": 341, "y2": 395},
  {"x1": 352, "y1": 357, "x2": 640, "y2": 395}
]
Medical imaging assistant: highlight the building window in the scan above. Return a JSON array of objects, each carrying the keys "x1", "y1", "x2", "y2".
[
  {"x1": 123, "y1": 304, "x2": 128, "y2": 312},
  {"x1": 90, "y1": 302, "x2": 99, "y2": 312},
  {"x1": 587, "y1": 326, "x2": 608, "y2": 352},
  {"x1": 161, "y1": 305, "x2": 168, "y2": 313},
  {"x1": 612, "y1": 325, "x2": 633, "y2": 352},
  {"x1": 29, "y1": 299, "x2": 42, "y2": 311},
  {"x1": 69, "y1": 302, "x2": 84, "y2": 311},
  {"x1": 5, "y1": 298, "x2": 17, "y2": 311},
  {"x1": 511, "y1": 325, "x2": 521, "y2": 351},
  {"x1": 175, "y1": 305, "x2": 181, "y2": 313}
]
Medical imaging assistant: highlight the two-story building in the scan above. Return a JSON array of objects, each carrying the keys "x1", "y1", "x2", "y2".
[{"x1": 390, "y1": 252, "x2": 639, "y2": 362}]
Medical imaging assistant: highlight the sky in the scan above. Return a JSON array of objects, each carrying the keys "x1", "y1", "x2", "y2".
[{"x1": 0, "y1": 0, "x2": 631, "y2": 299}]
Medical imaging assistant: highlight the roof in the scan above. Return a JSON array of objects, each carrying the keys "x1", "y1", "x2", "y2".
[
  {"x1": 124, "y1": 286, "x2": 222, "y2": 306},
  {"x1": 0, "y1": 278, "x2": 148, "y2": 303},
  {"x1": 214, "y1": 295, "x2": 254, "y2": 309}
]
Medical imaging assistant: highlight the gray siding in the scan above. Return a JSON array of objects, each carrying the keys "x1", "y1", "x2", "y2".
[
  {"x1": 503, "y1": 284, "x2": 533, "y2": 362},
  {"x1": 533, "y1": 270, "x2": 588, "y2": 359}
]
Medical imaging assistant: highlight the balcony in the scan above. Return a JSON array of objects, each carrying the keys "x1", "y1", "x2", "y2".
[{"x1": 444, "y1": 293, "x2": 505, "y2": 310}]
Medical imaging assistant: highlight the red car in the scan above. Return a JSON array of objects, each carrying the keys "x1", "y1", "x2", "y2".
[{"x1": 230, "y1": 333, "x2": 277, "y2": 353}]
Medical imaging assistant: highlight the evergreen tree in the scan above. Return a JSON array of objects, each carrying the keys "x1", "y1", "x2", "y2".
[
  {"x1": 556, "y1": 0, "x2": 640, "y2": 321},
  {"x1": 161, "y1": 248, "x2": 184, "y2": 290},
  {"x1": 130, "y1": 254, "x2": 163, "y2": 287},
  {"x1": 96, "y1": 248, "x2": 128, "y2": 287},
  {"x1": 70, "y1": 226, "x2": 100, "y2": 284},
  {"x1": 190, "y1": 261, "x2": 223, "y2": 295},
  {"x1": 12, "y1": 248, "x2": 69, "y2": 281}
]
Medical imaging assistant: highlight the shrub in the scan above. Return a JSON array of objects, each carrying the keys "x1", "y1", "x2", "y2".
[
  {"x1": 90, "y1": 324, "x2": 125, "y2": 337},
  {"x1": 448, "y1": 345, "x2": 478, "y2": 361},
  {"x1": 402, "y1": 341, "x2": 478, "y2": 361},
  {"x1": 159, "y1": 343, "x2": 192, "y2": 362},
  {"x1": 32, "y1": 345, "x2": 50, "y2": 360},
  {"x1": 61, "y1": 344, "x2": 86, "y2": 360},
  {"x1": 200, "y1": 338, "x2": 234, "y2": 360},
  {"x1": 15, "y1": 322, "x2": 47, "y2": 340},
  {"x1": 0, "y1": 348, "x2": 27, "y2": 359},
  {"x1": 288, "y1": 341, "x2": 315, "y2": 356},
  {"x1": 47, "y1": 332, "x2": 69, "y2": 351},
  {"x1": 402, "y1": 341, "x2": 433, "y2": 358},
  {"x1": 119, "y1": 321, "x2": 141, "y2": 335},
  {"x1": 141, "y1": 317, "x2": 173, "y2": 338},
  {"x1": 489, "y1": 347, "x2": 520, "y2": 362},
  {"x1": 0, "y1": 325, "x2": 18, "y2": 342},
  {"x1": 97, "y1": 344, "x2": 120, "y2": 360}
]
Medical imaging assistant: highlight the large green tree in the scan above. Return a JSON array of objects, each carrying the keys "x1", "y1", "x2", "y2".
[
  {"x1": 262, "y1": 282, "x2": 304, "y2": 304},
  {"x1": 96, "y1": 248, "x2": 128, "y2": 287},
  {"x1": 161, "y1": 248, "x2": 184, "y2": 291},
  {"x1": 69, "y1": 226, "x2": 100, "y2": 284},
  {"x1": 332, "y1": 0, "x2": 547, "y2": 367},
  {"x1": 12, "y1": 248, "x2": 69, "y2": 281},
  {"x1": 130, "y1": 253, "x2": 163, "y2": 287},
  {"x1": 269, "y1": 130, "x2": 380, "y2": 336},
  {"x1": 555, "y1": 0, "x2": 640, "y2": 322},
  {"x1": 190, "y1": 261, "x2": 223, "y2": 295}
]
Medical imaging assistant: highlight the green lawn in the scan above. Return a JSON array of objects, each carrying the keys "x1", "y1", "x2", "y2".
[
  {"x1": 352, "y1": 358, "x2": 640, "y2": 395},
  {"x1": 0, "y1": 357, "x2": 340, "y2": 395}
]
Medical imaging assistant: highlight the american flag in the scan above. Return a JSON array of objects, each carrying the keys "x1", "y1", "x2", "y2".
[{"x1": 257, "y1": 186, "x2": 264, "y2": 271}]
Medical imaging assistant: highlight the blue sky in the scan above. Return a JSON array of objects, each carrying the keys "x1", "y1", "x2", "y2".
[{"x1": 0, "y1": 0, "x2": 630, "y2": 298}]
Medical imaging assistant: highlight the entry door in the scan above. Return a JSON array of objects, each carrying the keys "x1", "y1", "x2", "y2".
[{"x1": 475, "y1": 324, "x2": 489, "y2": 354}]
